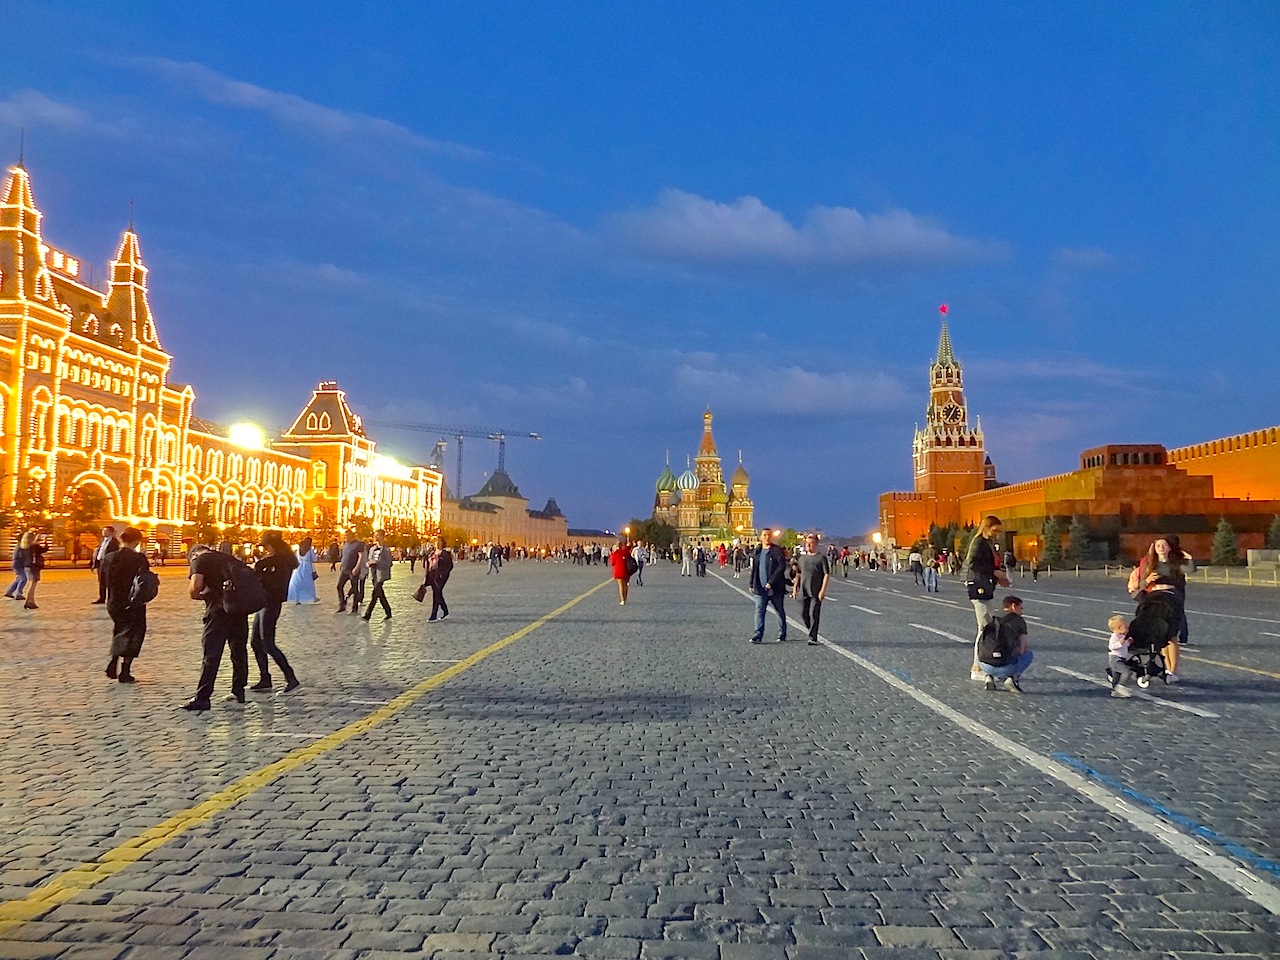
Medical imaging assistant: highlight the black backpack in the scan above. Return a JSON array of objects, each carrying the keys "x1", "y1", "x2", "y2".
[
  {"x1": 977, "y1": 613, "x2": 1021, "y2": 666},
  {"x1": 130, "y1": 566, "x2": 160, "y2": 605},
  {"x1": 220, "y1": 556, "x2": 268, "y2": 616}
]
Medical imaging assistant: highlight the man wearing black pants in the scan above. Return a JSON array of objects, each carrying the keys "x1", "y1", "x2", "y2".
[
  {"x1": 793, "y1": 533, "x2": 832, "y2": 645},
  {"x1": 335, "y1": 529, "x2": 365, "y2": 612},
  {"x1": 250, "y1": 531, "x2": 300, "y2": 692},
  {"x1": 428, "y1": 538, "x2": 454, "y2": 621},
  {"x1": 182, "y1": 545, "x2": 250, "y2": 712},
  {"x1": 362, "y1": 531, "x2": 393, "y2": 621}
]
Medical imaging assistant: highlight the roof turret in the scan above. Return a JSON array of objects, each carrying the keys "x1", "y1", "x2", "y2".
[{"x1": 935, "y1": 318, "x2": 957, "y2": 367}]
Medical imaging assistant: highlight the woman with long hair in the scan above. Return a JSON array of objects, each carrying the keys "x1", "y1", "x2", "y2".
[
  {"x1": 961, "y1": 515, "x2": 1010, "y2": 682},
  {"x1": 1130, "y1": 536, "x2": 1193, "y2": 682}
]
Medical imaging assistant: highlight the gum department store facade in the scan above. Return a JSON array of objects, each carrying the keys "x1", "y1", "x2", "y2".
[{"x1": 0, "y1": 163, "x2": 442, "y2": 555}]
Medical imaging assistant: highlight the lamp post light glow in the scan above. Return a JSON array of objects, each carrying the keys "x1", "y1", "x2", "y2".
[
  {"x1": 228, "y1": 422, "x2": 266, "y2": 450},
  {"x1": 872, "y1": 532, "x2": 883, "y2": 546}
]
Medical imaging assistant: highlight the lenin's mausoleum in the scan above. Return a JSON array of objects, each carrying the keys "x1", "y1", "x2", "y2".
[{"x1": 880, "y1": 317, "x2": 1280, "y2": 562}]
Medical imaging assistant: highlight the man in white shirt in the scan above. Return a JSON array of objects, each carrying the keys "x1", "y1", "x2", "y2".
[{"x1": 90, "y1": 526, "x2": 120, "y2": 604}]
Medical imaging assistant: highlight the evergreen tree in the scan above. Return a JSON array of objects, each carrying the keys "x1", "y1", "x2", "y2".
[
  {"x1": 1267, "y1": 515, "x2": 1280, "y2": 551},
  {"x1": 1041, "y1": 517, "x2": 1063, "y2": 565},
  {"x1": 1065, "y1": 515, "x2": 1091, "y2": 565},
  {"x1": 1210, "y1": 518, "x2": 1240, "y2": 566}
]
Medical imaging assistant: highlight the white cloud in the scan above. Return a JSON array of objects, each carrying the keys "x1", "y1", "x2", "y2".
[
  {"x1": 1054, "y1": 246, "x2": 1116, "y2": 270},
  {"x1": 611, "y1": 189, "x2": 1010, "y2": 271},
  {"x1": 671, "y1": 353, "x2": 911, "y2": 416},
  {"x1": 123, "y1": 58, "x2": 491, "y2": 161},
  {"x1": 0, "y1": 90, "x2": 131, "y2": 138}
]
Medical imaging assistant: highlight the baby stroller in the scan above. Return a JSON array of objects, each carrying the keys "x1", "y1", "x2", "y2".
[{"x1": 1121, "y1": 589, "x2": 1183, "y2": 687}]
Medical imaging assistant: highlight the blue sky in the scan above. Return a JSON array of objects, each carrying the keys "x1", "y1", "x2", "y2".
[{"x1": 3, "y1": 2, "x2": 1277, "y2": 535}]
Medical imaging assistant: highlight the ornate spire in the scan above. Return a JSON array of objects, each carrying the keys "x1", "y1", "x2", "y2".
[
  {"x1": 106, "y1": 228, "x2": 160, "y2": 347},
  {"x1": 936, "y1": 319, "x2": 956, "y2": 366},
  {"x1": 0, "y1": 164, "x2": 59, "y2": 305}
]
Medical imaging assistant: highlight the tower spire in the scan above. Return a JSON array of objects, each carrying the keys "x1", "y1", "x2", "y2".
[{"x1": 936, "y1": 304, "x2": 956, "y2": 366}]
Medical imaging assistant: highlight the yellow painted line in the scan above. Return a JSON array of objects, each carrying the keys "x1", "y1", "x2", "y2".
[{"x1": 0, "y1": 580, "x2": 610, "y2": 933}]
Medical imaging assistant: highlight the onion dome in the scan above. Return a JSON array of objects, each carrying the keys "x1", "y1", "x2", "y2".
[
  {"x1": 656, "y1": 452, "x2": 678, "y2": 493},
  {"x1": 731, "y1": 451, "x2": 750, "y2": 487},
  {"x1": 677, "y1": 456, "x2": 698, "y2": 491}
]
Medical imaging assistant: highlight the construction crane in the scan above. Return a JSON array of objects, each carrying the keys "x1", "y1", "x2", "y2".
[{"x1": 364, "y1": 420, "x2": 542, "y2": 495}]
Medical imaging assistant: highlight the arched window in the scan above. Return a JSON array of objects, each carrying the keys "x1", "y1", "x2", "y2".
[
  {"x1": 318, "y1": 412, "x2": 332, "y2": 431},
  {"x1": 306, "y1": 413, "x2": 318, "y2": 430}
]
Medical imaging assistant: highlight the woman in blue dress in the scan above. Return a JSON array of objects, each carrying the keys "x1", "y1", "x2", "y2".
[{"x1": 287, "y1": 536, "x2": 319, "y2": 604}]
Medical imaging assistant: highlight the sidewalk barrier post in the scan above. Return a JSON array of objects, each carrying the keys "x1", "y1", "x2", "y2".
[{"x1": 1075, "y1": 565, "x2": 1080, "y2": 576}]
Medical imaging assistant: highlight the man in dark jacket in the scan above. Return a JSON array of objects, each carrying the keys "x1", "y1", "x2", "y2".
[
  {"x1": 748, "y1": 528, "x2": 788, "y2": 644},
  {"x1": 250, "y1": 531, "x2": 300, "y2": 692}
]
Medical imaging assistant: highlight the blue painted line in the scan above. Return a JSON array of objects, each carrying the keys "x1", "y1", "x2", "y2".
[{"x1": 1051, "y1": 752, "x2": 1280, "y2": 879}]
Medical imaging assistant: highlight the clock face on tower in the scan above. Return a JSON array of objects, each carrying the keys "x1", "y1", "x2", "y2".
[{"x1": 941, "y1": 402, "x2": 964, "y2": 424}]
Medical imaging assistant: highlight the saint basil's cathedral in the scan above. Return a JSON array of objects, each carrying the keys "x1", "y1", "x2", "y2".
[{"x1": 652, "y1": 410, "x2": 755, "y2": 544}]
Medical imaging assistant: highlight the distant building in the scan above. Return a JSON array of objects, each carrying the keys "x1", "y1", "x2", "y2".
[
  {"x1": 878, "y1": 314, "x2": 1280, "y2": 562},
  {"x1": 653, "y1": 410, "x2": 755, "y2": 544},
  {"x1": 439, "y1": 468, "x2": 588, "y2": 547},
  {"x1": 0, "y1": 162, "x2": 440, "y2": 554}
]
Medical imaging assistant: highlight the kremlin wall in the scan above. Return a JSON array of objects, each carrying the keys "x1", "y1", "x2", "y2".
[{"x1": 881, "y1": 320, "x2": 1280, "y2": 562}]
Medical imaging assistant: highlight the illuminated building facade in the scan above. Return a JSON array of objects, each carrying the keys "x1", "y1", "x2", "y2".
[
  {"x1": 653, "y1": 410, "x2": 755, "y2": 543},
  {"x1": 439, "y1": 468, "x2": 589, "y2": 548},
  {"x1": 879, "y1": 318, "x2": 996, "y2": 546},
  {"x1": 877, "y1": 314, "x2": 1280, "y2": 561},
  {"x1": 0, "y1": 163, "x2": 439, "y2": 554}
]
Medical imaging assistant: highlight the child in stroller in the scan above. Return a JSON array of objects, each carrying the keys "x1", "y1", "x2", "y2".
[{"x1": 1116, "y1": 589, "x2": 1184, "y2": 689}]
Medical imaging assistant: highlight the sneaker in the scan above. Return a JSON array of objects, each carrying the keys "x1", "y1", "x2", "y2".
[
  {"x1": 1165, "y1": 672, "x2": 1180, "y2": 684},
  {"x1": 970, "y1": 669, "x2": 986, "y2": 682},
  {"x1": 1110, "y1": 685, "x2": 1133, "y2": 698},
  {"x1": 249, "y1": 679, "x2": 273, "y2": 692},
  {"x1": 224, "y1": 692, "x2": 246, "y2": 705},
  {"x1": 984, "y1": 675, "x2": 997, "y2": 691},
  {"x1": 807, "y1": 639, "x2": 819, "y2": 646},
  {"x1": 1004, "y1": 676, "x2": 1023, "y2": 694},
  {"x1": 283, "y1": 677, "x2": 300, "y2": 692},
  {"x1": 180, "y1": 699, "x2": 210, "y2": 712},
  {"x1": 749, "y1": 638, "x2": 762, "y2": 644},
  {"x1": 1137, "y1": 675, "x2": 1151, "y2": 689},
  {"x1": 440, "y1": 611, "x2": 449, "y2": 620}
]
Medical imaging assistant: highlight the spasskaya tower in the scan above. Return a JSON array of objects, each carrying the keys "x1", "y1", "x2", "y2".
[{"x1": 912, "y1": 309, "x2": 989, "y2": 501}]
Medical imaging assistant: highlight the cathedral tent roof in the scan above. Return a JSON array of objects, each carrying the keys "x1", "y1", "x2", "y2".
[{"x1": 698, "y1": 409, "x2": 718, "y2": 456}]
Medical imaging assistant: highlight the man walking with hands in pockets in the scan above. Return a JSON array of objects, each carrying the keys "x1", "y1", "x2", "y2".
[{"x1": 749, "y1": 527, "x2": 788, "y2": 644}]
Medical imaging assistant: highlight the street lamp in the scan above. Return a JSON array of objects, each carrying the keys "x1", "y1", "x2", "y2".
[{"x1": 872, "y1": 532, "x2": 882, "y2": 546}]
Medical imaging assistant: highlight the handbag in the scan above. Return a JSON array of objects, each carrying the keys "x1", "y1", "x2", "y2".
[
  {"x1": 967, "y1": 577, "x2": 996, "y2": 601},
  {"x1": 413, "y1": 583, "x2": 427, "y2": 603}
]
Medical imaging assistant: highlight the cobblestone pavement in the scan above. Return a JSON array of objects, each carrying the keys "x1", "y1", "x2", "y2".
[{"x1": 1, "y1": 560, "x2": 1278, "y2": 959}]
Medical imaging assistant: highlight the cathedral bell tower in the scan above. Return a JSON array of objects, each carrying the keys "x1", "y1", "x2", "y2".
[{"x1": 912, "y1": 307, "x2": 987, "y2": 501}]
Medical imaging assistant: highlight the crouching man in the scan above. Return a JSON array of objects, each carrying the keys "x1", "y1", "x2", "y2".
[{"x1": 977, "y1": 595, "x2": 1033, "y2": 693}]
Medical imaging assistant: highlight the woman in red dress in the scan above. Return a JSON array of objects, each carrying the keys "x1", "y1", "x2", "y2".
[{"x1": 609, "y1": 539, "x2": 633, "y2": 605}]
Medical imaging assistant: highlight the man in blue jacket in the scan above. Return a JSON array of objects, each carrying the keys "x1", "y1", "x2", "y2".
[{"x1": 749, "y1": 527, "x2": 788, "y2": 644}]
